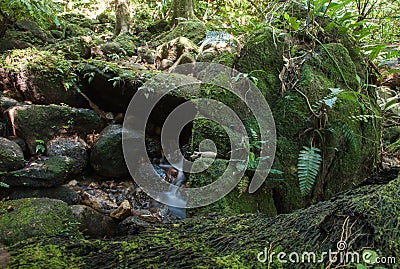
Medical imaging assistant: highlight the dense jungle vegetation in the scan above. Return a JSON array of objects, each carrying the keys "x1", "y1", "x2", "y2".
[{"x1": 0, "y1": 0, "x2": 399, "y2": 268}]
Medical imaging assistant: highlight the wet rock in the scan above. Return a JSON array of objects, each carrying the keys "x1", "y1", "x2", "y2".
[
  {"x1": 71, "y1": 205, "x2": 117, "y2": 238},
  {"x1": 0, "y1": 137, "x2": 24, "y2": 172},
  {"x1": 145, "y1": 136, "x2": 162, "y2": 159},
  {"x1": 0, "y1": 198, "x2": 77, "y2": 245},
  {"x1": 8, "y1": 186, "x2": 81, "y2": 205},
  {"x1": 110, "y1": 199, "x2": 132, "y2": 220},
  {"x1": 2, "y1": 156, "x2": 74, "y2": 187},
  {"x1": 90, "y1": 124, "x2": 129, "y2": 178},
  {"x1": 118, "y1": 215, "x2": 152, "y2": 235},
  {"x1": 5, "y1": 104, "x2": 105, "y2": 154},
  {"x1": 155, "y1": 37, "x2": 198, "y2": 70},
  {"x1": 46, "y1": 137, "x2": 89, "y2": 175}
]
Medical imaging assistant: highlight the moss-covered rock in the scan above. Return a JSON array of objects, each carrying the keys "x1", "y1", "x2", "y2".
[
  {"x1": 0, "y1": 137, "x2": 24, "y2": 172},
  {"x1": 3, "y1": 156, "x2": 74, "y2": 187},
  {"x1": 159, "y1": 20, "x2": 206, "y2": 45},
  {"x1": 0, "y1": 198, "x2": 78, "y2": 245},
  {"x1": 5, "y1": 104, "x2": 106, "y2": 154},
  {"x1": 78, "y1": 60, "x2": 156, "y2": 112},
  {"x1": 90, "y1": 124, "x2": 129, "y2": 178},
  {"x1": 0, "y1": 48, "x2": 87, "y2": 107},
  {"x1": 188, "y1": 159, "x2": 277, "y2": 216},
  {"x1": 46, "y1": 137, "x2": 89, "y2": 175},
  {"x1": 189, "y1": 27, "x2": 380, "y2": 215}
]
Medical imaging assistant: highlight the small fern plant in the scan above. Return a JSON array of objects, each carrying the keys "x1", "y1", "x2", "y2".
[{"x1": 297, "y1": 146, "x2": 322, "y2": 196}]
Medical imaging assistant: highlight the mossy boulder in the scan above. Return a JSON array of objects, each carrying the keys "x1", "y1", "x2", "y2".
[
  {"x1": 160, "y1": 20, "x2": 206, "y2": 45},
  {"x1": 5, "y1": 104, "x2": 106, "y2": 154},
  {"x1": 14, "y1": 20, "x2": 54, "y2": 44},
  {"x1": 0, "y1": 31, "x2": 32, "y2": 54},
  {"x1": 2, "y1": 156, "x2": 74, "y2": 187},
  {"x1": 0, "y1": 198, "x2": 77, "y2": 245},
  {"x1": 235, "y1": 28, "x2": 381, "y2": 213},
  {"x1": 0, "y1": 48, "x2": 87, "y2": 107},
  {"x1": 0, "y1": 137, "x2": 24, "y2": 172},
  {"x1": 46, "y1": 36, "x2": 98, "y2": 60},
  {"x1": 188, "y1": 158, "x2": 277, "y2": 216},
  {"x1": 46, "y1": 137, "x2": 89, "y2": 175},
  {"x1": 189, "y1": 27, "x2": 380, "y2": 215},
  {"x1": 90, "y1": 124, "x2": 129, "y2": 178},
  {"x1": 78, "y1": 61, "x2": 155, "y2": 112}
]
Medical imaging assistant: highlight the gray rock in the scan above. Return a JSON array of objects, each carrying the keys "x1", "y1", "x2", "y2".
[
  {"x1": 0, "y1": 94, "x2": 19, "y2": 115},
  {"x1": 8, "y1": 186, "x2": 81, "y2": 205},
  {"x1": 71, "y1": 205, "x2": 117, "y2": 238},
  {"x1": 2, "y1": 156, "x2": 74, "y2": 187},
  {"x1": 46, "y1": 137, "x2": 89, "y2": 175},
  {"x1": 0, "y1": 198, "x2": 77, "y2": 245},
  {"x1": 0, "y1": 137, "x2": 24, "y2": 172},
  {"x1": 5, "y1": 104, "x2": 106, "y2": 154},
  {"x1": 90, "y1": 124, "x2": 129, "y2": 178}
]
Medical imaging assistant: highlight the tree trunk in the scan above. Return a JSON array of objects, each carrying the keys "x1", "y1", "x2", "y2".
[
  {"x1": 170, "y1": 0, "x2": 197, "y2": 24},
  {"x1": 6, "y1": 171, "x2": 400, "y2": 268},
  {"x1": 114, "y1": 0, "x2": 130, "y2": 37}
]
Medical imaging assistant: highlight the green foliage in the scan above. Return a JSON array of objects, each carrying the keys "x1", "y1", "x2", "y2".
[
  {"x1": 35, "y1": 139, "x2": 46, "y2": 155},
  {"x1": 0, "y1": 0, "x2": 60, "y2": 38},
  {"x1": 0, "y1": 181, "x2": 10, "y2": 188},
  {"x1": 297, "y1": 146, "x2": 322, "y2": 196}
]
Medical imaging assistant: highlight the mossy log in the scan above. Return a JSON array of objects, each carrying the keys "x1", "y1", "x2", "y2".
[{"x1": 4, "y1": 173, "x2": 400, "y2": 268}]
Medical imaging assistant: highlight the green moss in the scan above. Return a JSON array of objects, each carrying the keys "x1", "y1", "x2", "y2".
[
  {"x1": 188, "y1": 159, "x2": 277, "y2": 216},
  {"x1": 6, "y1": 177, "x2": 399, "y2": 268},
  {"x1": 160, "y1": 20, "x2": 207, "y2": 44},
  {"x1": 0, "y1": 198, "x2": 78, "y2": 245}
]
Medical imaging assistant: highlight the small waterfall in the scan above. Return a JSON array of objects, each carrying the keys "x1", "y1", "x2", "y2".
[{"x1": 152, "y1": 153, "x2": 187, "y2": 220}]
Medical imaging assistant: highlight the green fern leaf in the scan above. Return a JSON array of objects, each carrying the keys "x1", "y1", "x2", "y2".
[
  {"x1": 0, "y1": 181, "x2": 9, "y2": 188},
  {"x1": 297, "y1": 146, "x2": 322, "y2": 196},
  {"x1": 336, "y1": 123, "x2": 359, "y2": 151}
]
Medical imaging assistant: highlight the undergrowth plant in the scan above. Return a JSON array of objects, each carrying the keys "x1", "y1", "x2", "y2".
[{"x1": 0, "y1": 0, "x2": 61, "y2": 38}]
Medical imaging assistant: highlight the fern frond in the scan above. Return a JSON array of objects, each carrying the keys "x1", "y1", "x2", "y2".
[
  {"x1": 0, "y1": 181, "x2": 9, "y2": 188},
  {"x1": 336, "y1": 123, "x2": 359, "y2": 151},
  {"x1": 297, "y1": 146, "x2": 322, "y2": 196}
]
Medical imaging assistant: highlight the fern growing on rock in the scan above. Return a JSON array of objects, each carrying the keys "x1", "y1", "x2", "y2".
[{"x1": 297, "y1": 146, "x2": 322, "y2": 196}]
